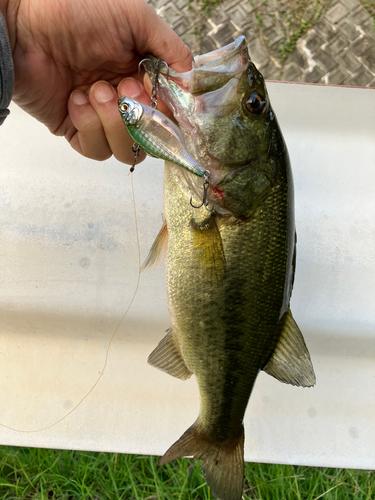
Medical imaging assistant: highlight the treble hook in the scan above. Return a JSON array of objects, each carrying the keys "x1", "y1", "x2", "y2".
[
  {"x1": 190, "y1": 179, "x2": 214, "y2": 212},
  {"x1": 138, "y1": 58, "x2": 169, "y2": 80}
]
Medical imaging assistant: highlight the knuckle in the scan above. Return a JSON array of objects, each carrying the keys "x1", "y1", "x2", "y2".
[
  {"x1": 113, "y1": 151, "x2": 132, "y2": 165},
  {"x1": 87, "y1": 149, "x2": 112, "y2": 162},
  {"x1": 80, "y1": 116, "x2": 103, "y2": 133}
]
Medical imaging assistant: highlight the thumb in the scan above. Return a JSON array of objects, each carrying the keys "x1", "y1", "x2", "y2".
[{"x1": 132, "y1": 1, "x2": 193, "y2": 73}]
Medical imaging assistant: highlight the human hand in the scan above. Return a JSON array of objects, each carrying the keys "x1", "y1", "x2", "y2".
[{"x1": 3, "y1": 0, "x2": 192, "y2": 163}]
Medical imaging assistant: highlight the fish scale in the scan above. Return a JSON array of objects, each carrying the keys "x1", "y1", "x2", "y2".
[
  {"x1": 131, "y1": 36, "x2": 315, "y2": 500},
  {"x1": 164, "y1": 164, "x2": 291, "y2": 441}
]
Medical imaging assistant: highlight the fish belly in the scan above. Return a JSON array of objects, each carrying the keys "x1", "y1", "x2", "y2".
[{"x1": 164, "y1": 161, "x2": 294, "y2": 443}]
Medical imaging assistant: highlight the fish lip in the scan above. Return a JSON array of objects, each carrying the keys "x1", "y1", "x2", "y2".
[
  {"x1": 192, "y1": 35, "x2": 248, "y2": 69},
  {"x1": 160, "y1": 36, "x2": 249, "y2": 88}
]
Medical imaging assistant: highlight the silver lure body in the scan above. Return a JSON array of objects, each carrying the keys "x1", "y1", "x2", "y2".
[{"x1": 118, "y1": 97, "x2": 207, "y2": 178}]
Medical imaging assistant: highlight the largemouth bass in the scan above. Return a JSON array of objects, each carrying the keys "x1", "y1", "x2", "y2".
[{"x1": 121, "y1": 36, "x2": 315, "y2": 500}]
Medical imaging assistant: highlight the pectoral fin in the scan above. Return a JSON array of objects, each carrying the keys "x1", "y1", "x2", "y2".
[
  {"x1": 190, "y1": 215, "x2": 226, "y2": 283},
  {"x1": 263, "y1": 309, "x2": 316, "y2": 387},
  {"x1": 148, "y1": 328, "x2": 192, "y2": 380},
  {"x1": 141, "y1": 219, "x2": 168, "y2": 272}
]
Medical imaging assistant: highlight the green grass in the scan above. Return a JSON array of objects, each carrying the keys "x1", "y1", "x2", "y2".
[
  {"x1": 252, "y1": 0, "x2": 331, "y2": 62},
  {"x1": 0, "y1": 446, "x2": 373, "y2": 499},
  {"x1": 360, "y1": 0, "x2": 375, "y2": 30},
  {"x1": 278, "y1": 0, "x2": 329, "y2": 61}
]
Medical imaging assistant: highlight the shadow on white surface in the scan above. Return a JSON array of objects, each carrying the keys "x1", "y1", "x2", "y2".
[{"x1": 0, "y1": 83, "x2": 374, "y2": 468}]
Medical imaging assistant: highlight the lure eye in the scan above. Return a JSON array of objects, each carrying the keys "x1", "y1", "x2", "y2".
[
  {"x1": 120, "y1": 102, "x2": 129, "y2": 112},
  {"x1": 246, "y1": 93, "x2": 266, "y2": 115}
]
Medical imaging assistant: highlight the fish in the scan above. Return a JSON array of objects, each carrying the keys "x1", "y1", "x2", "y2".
[{"x1": 120, "y1": 35, "x2": 315, "y2": 500}]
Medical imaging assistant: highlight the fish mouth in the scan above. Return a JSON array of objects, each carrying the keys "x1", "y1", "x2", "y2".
[
  {"x1": 159, "y1": 36, "x2": 250, "y2": 95},
  {"x1": 141, "y1": 36, "x2": 251, "y2": 128},
  {"x1": 141, "y1": 36, "x2": 255, "y2": 182},
  {"x1": 142, "y1": 36, "x2": 249, "y2": 102}
]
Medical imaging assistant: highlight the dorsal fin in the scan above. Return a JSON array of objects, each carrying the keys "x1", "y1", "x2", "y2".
[{"x1": 263, "y1": 309, "x2": 316, "y2": 387}]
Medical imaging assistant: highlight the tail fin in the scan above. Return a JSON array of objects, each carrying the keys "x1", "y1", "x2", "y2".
[{"x1": 160, "y1": 423, "x2": 244, "y2": 500}]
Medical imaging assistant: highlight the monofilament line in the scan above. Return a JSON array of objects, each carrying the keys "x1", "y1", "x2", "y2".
[{"x1": 0, "y1": 173, "x2": 142, "y2": 433}]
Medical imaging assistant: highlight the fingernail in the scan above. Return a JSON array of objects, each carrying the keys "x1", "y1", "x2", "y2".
[
  {"x1": 70, "y1": 90, "x2": 89, "y2": 105},
  {"x1": 118, "y1": 78, "x2": 143, "y2": 98},
  {"x1": 92, "y1": 82, "x2": 116, "y2": 103}
]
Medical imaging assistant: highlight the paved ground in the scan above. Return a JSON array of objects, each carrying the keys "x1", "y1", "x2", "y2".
[{"x1": 148, "y1": 0, "x2": 375, "y2": 87}]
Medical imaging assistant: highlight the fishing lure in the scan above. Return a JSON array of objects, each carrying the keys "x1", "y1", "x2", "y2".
[{"x1": 118, "y1": 96, "x2": 210, "y2": 180}]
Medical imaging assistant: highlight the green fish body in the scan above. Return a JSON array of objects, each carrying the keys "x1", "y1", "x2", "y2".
[{"x1": 141, "y1": 36, "x2": 315, "y2": 500}]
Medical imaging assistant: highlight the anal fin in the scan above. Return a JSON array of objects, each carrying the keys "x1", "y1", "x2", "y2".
[
  {"x1": 141, "y1": 219, "x2": 168, "y2": 272},
  {"x1": 263, "y1": 308, "x2": 316, "y2": 387},
  {"x1": 148, "y1": 328, "x2": 192, "y2": 380}
]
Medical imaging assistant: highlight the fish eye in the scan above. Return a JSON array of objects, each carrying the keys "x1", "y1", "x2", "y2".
[
  {"x1": 120, "y1": 102, "x2": 129, "y2": 112},
  {"x1": 246, "y1": 93, "x2": 266, "y2": 115}
]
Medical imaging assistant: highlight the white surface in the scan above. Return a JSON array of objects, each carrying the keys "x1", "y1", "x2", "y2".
[{"x1": 0, "y1": 82, "x2": 374, "y2": 468}]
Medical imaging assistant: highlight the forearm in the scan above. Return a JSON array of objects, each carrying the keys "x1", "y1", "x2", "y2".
[{"x1": 0, "y1": 1, "x2": 14, "y2": 125}]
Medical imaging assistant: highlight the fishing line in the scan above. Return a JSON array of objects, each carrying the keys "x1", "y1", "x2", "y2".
[{"x1": 0, "y1": 173, "x2": 142, "y2": 433}]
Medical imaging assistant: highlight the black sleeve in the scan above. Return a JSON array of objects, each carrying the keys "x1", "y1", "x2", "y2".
[{"x1": 0, "y1": 12, "x2": 14, "y2": 126}]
